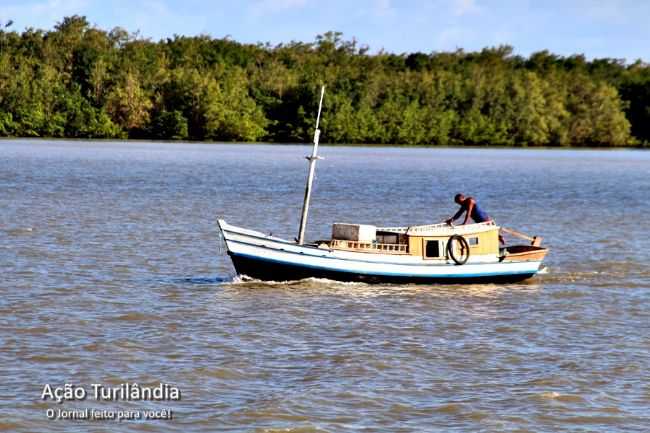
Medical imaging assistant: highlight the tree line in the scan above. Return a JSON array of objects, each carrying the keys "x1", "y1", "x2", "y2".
[{"x1": 0, "y1": 16, "x2": 649, "y2": 147}]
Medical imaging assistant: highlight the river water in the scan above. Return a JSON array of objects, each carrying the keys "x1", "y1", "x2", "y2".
[{"x1": 1, "y1": 140, "x2": 649, "y2": 432}]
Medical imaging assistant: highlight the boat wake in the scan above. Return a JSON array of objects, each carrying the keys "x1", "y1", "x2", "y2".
[
  {"x1": 535, "y1": 260, "x2": 650, "y2": 288},
  {"x1": 227, "y1": 275, "x2": 370, "y2": 287},
  {"x1": 220, "y1": 274, "x2": 544, "y2": 298}
]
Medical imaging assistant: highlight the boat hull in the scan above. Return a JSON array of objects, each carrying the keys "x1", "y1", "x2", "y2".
[
  {"x1": 218, "y1": 220, "x2": 544, "y2": 284},
  {"x1": 229, "y1": 251, "x2": 537, "y2": 284}
]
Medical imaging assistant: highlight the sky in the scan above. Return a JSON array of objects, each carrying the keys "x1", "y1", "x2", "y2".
[{"x1": 1, "y1": 0, "x2": 649, "y2": 62}]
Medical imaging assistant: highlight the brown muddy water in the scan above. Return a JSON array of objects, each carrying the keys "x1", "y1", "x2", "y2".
[{"x1": 1, "y1": 140, "x2": 650, "y2": 433}]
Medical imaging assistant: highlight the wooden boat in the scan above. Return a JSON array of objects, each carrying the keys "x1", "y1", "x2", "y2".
[
  {"x1": 218, "y1": 87, "x2": 548, "y2": 284},
  {"x1": 218, "y1": 220, "x2": 548, "y2": 284}
]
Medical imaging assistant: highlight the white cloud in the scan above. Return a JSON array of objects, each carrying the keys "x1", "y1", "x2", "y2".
[
  {"x1": 453, "y1": 0, "x2": 481, "y2": 16},
  {"x1": 373, "y1": 0, "x2": 393, "y2": 17}
]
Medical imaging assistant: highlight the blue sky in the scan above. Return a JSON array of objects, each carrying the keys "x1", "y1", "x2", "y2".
[{"x1": 1, "y1": 0, "x2": 649, "y2": 61}]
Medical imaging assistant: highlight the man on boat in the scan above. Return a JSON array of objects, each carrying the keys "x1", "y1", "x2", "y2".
[
  {"x1": 446, "y1": 193, "x2": 505, "y2": 243},
  {"x1": 445, "y1": 193, "x2": 492, "y2": 225}
]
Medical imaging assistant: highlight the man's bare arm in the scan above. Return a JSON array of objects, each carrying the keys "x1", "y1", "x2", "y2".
[{"x1": 446, "y1": 207, "x2": 465, "y2": 224}]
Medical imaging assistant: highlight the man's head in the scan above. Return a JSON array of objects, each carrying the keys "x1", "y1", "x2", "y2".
[{"x1": 454, "y1": 193, "x2": 465, "y2": 204}]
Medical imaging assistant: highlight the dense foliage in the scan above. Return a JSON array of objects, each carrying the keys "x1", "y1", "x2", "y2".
[{"x1": 1, "y1": 16, "x2": 649, "y2": 146}]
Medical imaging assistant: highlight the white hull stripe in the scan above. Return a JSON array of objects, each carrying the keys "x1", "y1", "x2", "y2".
[
  {"x1": 222, "y1": 228, "x2": 298, "y2": 247},
  {"x1": 226, "y1": 238, "x2": 440, "y2": 267}
]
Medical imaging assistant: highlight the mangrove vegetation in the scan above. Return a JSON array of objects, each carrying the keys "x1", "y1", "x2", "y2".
[{"x1": 1, "y1": 16, "x2": 649, "y2": 146}]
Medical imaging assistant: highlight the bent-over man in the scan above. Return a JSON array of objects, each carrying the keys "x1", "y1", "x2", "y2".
[{"x1": 445, "y1": 193, "x2": 492, "y2": 225}]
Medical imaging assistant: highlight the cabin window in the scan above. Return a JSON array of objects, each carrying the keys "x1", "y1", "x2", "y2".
[
  {"x1": 469, "y1": 237, "x2": 479, "y2": 246},
  {"x1": 425, "y1": 240, "x2": 442, "y2": 258}
]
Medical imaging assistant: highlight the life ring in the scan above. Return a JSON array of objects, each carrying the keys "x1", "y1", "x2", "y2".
[{"x1": 447, "y1": 235, "x2": 470, "y2": 265}]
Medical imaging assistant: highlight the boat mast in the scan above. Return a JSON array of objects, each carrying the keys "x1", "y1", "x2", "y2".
[{"x1": 297, "y1": 85, "x2": 325, "y2": 245}]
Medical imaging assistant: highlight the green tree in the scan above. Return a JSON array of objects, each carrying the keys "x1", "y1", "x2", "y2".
[{"x1": 105, "y1": 71, "x2": 153, "y2": 133}]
